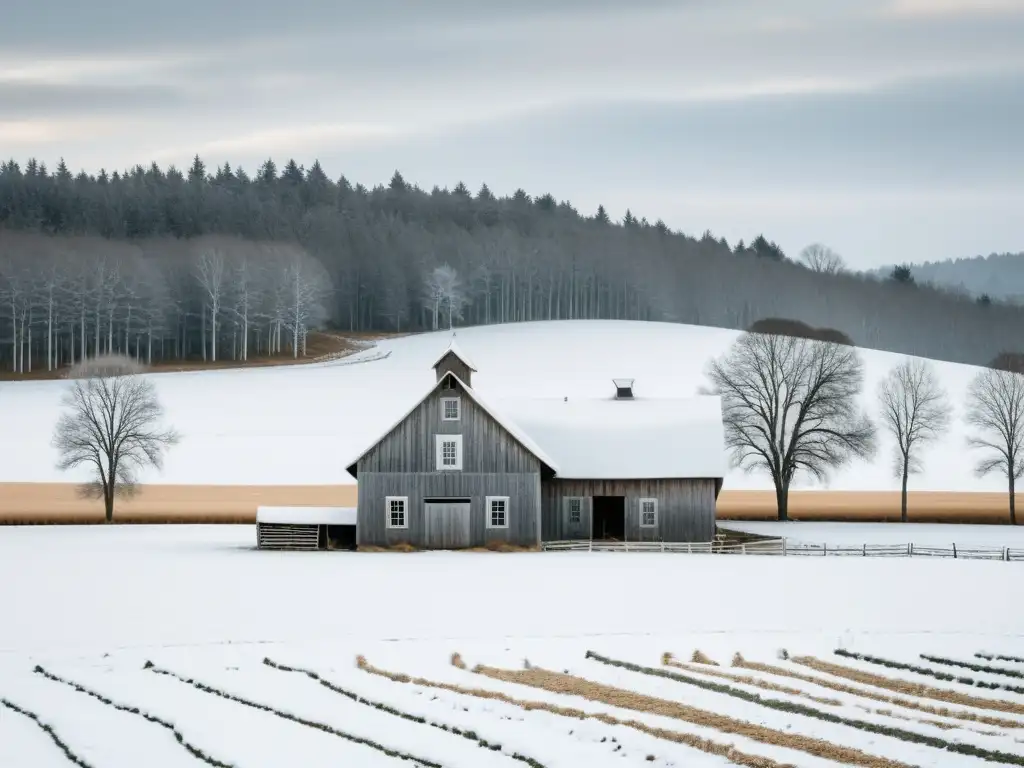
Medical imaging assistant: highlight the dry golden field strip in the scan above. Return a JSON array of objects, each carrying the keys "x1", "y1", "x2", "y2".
[{"x1": 0, "y1": 482, "x2": 1016, "y2": 524}]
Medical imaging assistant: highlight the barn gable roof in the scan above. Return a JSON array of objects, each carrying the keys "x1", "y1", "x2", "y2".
[
  {"x1": 344, "y1": 371, "x2": 557, "y2": 478},
  {"x1": 496, "y1": 394, "x2": 727, "y2": 481},
  {"x1": 431, "y1": 340, "x2": 477, "y2": 372}
]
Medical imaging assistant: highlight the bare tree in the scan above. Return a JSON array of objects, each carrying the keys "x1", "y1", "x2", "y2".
[
  {"x1": 275, "y1": 245, "x2": 331, "y2": 358},
  {"x1": 799, "y1": 243, "x2": 846, "y2": 275},
  {"x1": 706, "y1": 332, "x2": 876, "y2": 520},
  {"x1": 194, "y1": 238, "x2": 228, "y2": 362},
  {"x1": 423, "y1": 263, "x2": 465, "y2": 330},
  {"x1": 52, "y1": 355, "x2": 179, "y2": 522},
  {"x1": 877, "y1": 359, "x2": 952, "y2": 522},
  {"x1": 965, "y1": 368, "x2": 1024, "y2": 524}
]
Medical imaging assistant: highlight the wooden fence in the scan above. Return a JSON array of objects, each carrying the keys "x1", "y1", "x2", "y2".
[{"x1": 541, "y1": 539, "x2": 1024, "y2": 561}]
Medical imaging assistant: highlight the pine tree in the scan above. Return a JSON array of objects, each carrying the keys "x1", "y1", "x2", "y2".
[{"x1": 594, "y1": 204, "x2": 610, "y2": 224}]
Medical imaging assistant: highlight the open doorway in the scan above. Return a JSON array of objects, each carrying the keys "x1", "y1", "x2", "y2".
[{"x1": 592, "y1": 496, "x2": 625, "y2": 540}]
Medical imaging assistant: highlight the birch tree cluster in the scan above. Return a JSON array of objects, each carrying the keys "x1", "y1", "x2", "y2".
[
  {"x1": 0, "y1": 231, "x2": 331, "y2": 372},
  {"x1": 1, "y1": 156, "x2": 1023, "y2": 374}
]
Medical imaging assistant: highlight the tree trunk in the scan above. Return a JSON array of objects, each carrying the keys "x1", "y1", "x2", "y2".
[
  {"x1": 1011, "y1": 475, "x2": 1017, "y2": 526},
  {"x1": 775, "y1": 479, "x2": 789, "y2": 522},
  {"x1": 901, "y1": 459, "x2": 909, "y2": 523},
  {"x1": 104, "y1": 482, "x2": 114, "y2": 523}
]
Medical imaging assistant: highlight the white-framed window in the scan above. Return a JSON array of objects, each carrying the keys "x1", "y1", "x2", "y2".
[
  {"x1": 568, "y1": 497, "x2": 583, "y2": 525},
  {"x1": 386, "y1": 496, "x2": 408, "y2": 528},
  {"x1": 486, "y1": 496, "x2": 509, "y2": 528},
  {"x1": 441, "y1": 396, "x2": 461, "y2": 421},
  {"x1": 639, "y1": 498, "x2": 658, "y2": 528},
  {"x1": 435, "y1": 434, "x2": 463, "y2": 470}
]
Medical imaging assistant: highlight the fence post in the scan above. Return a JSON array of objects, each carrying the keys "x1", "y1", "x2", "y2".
[
  {"x1": 953, "y1": 543, "x2": 957, "y2": 559},
  {"x1": 863, "y1": 543, "x2": 867, "y2": 557},
  {"x1": 742, "y1": 543, "x2": 747, "y2": 555},
  {"x1": 823, "y1": 542, "x2": 827, "y2": 556},
  {"x1": 909, "y1": 542, "x2": 913, "y2": 557},
  {"x1": 1006, "y1": 547, "x2": 1010, "y2": 562}
]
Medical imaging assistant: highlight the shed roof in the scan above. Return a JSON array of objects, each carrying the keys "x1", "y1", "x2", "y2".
[
  {"x1": 257, "y1": 506, "x2": 357, "y2": 524},
  {"x1": 431, "y1": 339, "x2": 477, "y2": 372},
  {"x1": 496, "y1": 395, "x2": 727, "y2": 480}
]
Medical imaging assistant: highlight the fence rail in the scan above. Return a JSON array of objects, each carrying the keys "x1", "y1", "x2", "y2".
[{"x1": 541, "y1": 539, "x2": 1024, "y2": 561}]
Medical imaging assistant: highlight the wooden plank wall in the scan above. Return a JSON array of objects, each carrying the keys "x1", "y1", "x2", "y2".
[
  {"x1": 541, "y1": 478, "x2": 717, "y2": 543},
  {"x1": 424, "y1": 502, "x2": 472, "y2": 548},
  {"x1": 435, "y1": 353, "x2": 473, "y2": 386},
  {"x1": 357, "y1": 472, "x2": 541, "y2": 547},
  {"x1": 358, "y1": 378, "x2": 542, "y2": 475}
]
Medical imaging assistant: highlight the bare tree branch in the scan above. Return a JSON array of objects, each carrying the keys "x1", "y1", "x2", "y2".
[
  {"x1": 706, "y1": 331, "x2": 876, "y2": 520},
  {"x1": 798, "y1": 243, "x2": 846, "y2": 275},
  {"x1": 877, "y1": 358, "x2": 952, "y2": 521},
  {"x1": 965, "y1": 367, "x2": 1024, "y2": 524},
  {"x1": 51, "y1": 354, "x2": 179, "y2": 522}
]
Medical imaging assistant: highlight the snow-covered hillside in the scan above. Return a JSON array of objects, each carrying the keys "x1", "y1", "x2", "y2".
[{"x1": 0, "y1": 320, "x2": 1001, "y2": 492}]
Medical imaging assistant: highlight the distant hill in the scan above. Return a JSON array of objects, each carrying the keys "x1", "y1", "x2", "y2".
[{"x1": 874, "y1": 252, "x2": 1024, "y2": 302}]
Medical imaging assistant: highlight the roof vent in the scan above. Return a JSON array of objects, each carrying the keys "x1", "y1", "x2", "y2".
[{"x1": 613, "y1": 378, "x2": 635, "y2": 399}]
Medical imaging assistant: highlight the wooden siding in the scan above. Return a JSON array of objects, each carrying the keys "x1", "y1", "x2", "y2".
[
  {"x1": 435, "y1": 352, "x2": 473, "y2": 387},
  {"x1": 424, "y1": 502, "x2": 472, "y2": 548},
  {"x1": 357, "y1": 472, "x2": 541, "y2": 548},
  {"x1": 358, "y1": 377, "x2": 542, "y2": 475},
  {"x1": 541, "y1": 478, "x2": 717, "y2": 543}
]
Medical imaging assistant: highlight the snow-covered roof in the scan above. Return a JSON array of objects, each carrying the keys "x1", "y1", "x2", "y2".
[
  {"x1": 257, "y1": 506, "x2": 356, "y2": 524},
  {"x1": 431, "y1": 339, "x2": 477, "y2": 372},
  {"x1": 344, "y1": 372, "x2": 557, "y2": 477},
  {"x1": 496, "y1": 395, "x2": 727, "y2": 480}
]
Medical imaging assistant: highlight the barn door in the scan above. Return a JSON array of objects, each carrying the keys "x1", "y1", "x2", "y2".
[{"x1": 424, "y1": 502, "x2": 471, "y2": 549}]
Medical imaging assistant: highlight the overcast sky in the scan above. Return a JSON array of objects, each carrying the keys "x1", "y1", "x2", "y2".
[{"x1": 3, "y1": 0, "x2": 1023, "y2": 267}]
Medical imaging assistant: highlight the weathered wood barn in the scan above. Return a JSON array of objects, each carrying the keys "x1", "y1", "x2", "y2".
[{"x1": 344, "y1": 341, "x2": 726, "y2": 549}]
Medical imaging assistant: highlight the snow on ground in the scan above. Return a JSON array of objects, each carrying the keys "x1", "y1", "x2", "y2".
[
  {"x1": 722, "y1": 521, "x2": 1024, "y2": 548},
  {"x1": 0, "y1": 319, "x2": 1008, "y2": 492},
  {"x1": 2, "y1": 526, "x2": 1022, "y2": 765}
]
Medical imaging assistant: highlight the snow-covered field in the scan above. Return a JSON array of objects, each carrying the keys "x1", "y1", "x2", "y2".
[
  {"x1": 724, "y1": 521, "x2": 1024, "y2": 548},
  {"x1": 2, "y1": 525, "x2": 1024, "y2": 767},
  {"x1": 0, "y1": 319, "x2": 1007, "y2": 493}
]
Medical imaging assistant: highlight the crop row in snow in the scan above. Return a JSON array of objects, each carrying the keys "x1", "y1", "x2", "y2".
[
  {"x1": 0, "y1": 697, "x2": 94, "y2": 767},
  {"x1": 583, "y1": 651, "x2": 1024, "y2": 766},
  {"x1": 834, "y1": 650, "x2": 1024, "y2": 697}
]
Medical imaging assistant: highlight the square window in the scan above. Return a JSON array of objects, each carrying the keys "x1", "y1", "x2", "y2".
[
  {"x1": 441, "y1": 397, "x2": 460, "y2": 421},
  {"x1": 435, "y1": 434, "x2": 463, "y2": 470},
  {"x1": 386, "y1": 496, "x2": 408, "y2": 528},
  {"x1": 486, "y1": 496, "x2": 509, "y2": 528},
  {"x1": 568, "y1": 497, "x2": 582, "y2": 525},
  {"x1": 639, "y1": 498, "x2": 658, "y2": 528}
]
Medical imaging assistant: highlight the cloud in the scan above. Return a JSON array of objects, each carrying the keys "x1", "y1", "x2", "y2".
[
  {"x1": 881, "y1": 0, "x2": 1024, "y2": 17},
  {"x1": 0, "y1": 81, "x2": 186, "y2": 120},
  {"x1": 2, "y1": 0, "x2": 1022, "y2": 267}
]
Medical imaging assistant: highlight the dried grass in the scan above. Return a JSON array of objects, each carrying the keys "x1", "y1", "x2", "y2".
[
  {"x1": 792, "y1": 656, "x2": 1024, "y2": 717},
  {"x1": 664, "y1": 654, "x2": 841, "y2": 706},
  {"x1": 357, "y1": 543, "x2": 419, "y2": 553},
  {"x1": 470, "y1": 662, "x2": 911, "y2": 767},
  {"x1": 731, "y1": 655, "x2": 1024, "y2": 728},
  {"x1": 462, "y1": 542, "x2": 541, "y2": 553},
  {"x1": 690, "y1": 650, "x2": 720, "y2": 666},
  {"x1": 355, "y1": 655, "x2": 796, "y2": 768}
]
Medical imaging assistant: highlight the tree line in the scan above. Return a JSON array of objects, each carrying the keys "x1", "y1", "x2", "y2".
[
  {"x1": 1, "y1": 155, "x2": 1022, "y2": 375},
  {"x1": 708, "y1": 333, "x2": 1022, "y2": 524}
]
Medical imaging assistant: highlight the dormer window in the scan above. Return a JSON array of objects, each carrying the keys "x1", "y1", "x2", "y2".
[{"x1": 613, "y1": 378, "x2": 635, "y2": 399}]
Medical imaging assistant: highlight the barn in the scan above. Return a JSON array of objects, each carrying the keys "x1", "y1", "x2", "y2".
[{"x1": 342, "y1": 340, "x2": 727, "y2": 549}]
